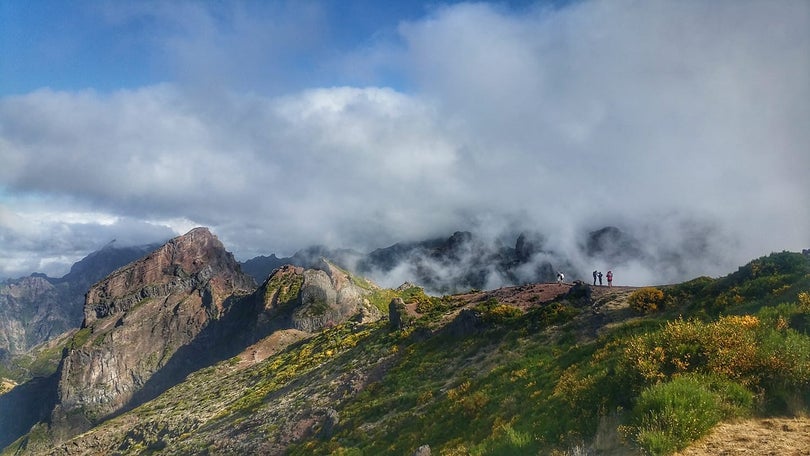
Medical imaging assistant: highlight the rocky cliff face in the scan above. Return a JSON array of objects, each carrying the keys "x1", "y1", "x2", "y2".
[
  {"x1": 6, "y1": 255, "x2": 386, "y2": 455},
  {"x1": 50, "y1": 228, "x2": 256, "y2": 442},
  {"x1": 293, "y1": 260, "x2": 380, "y2": 331},
  {"x1": 247, "y1": 260, "x2": 381, "y2": 335},
  {"x1": 0, "y1": 276, "x2": 59, "y2": 358}
]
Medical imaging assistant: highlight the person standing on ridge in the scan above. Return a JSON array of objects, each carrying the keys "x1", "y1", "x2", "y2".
[
  {"x1": 598, "y1": 271, "x2": 603, "y2": 286},
  {"x1": 593, "y1": 270, "x2": 598, "y2": 285},
  {"x1": 557, "y1": 271, "x2": 564, "y2": 286},
  {"x1": 606, "y1": 270, "x2": 613, "y2": 288}
]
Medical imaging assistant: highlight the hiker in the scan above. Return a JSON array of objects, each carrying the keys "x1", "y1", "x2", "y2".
[
  {"x1": 593, "y1": 270, "x2": 598, "y2": 285},
  {"x1": 598, "y1": 271, "x2": 603, "y2": 286},
  {"x1": 606, "y1": 270, "x2": 613, "y2": 288},
  {"x1": 557, "y1": 271, "x2": 564, "y2": 286}
]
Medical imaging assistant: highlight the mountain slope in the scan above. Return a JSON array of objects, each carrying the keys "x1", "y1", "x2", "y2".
[
  {"x1": 3, "y1": 228, "x2": 386, "y2": 452},
  {"x1": 3, "y1": 247, "x2": 809, "y2": 455}
]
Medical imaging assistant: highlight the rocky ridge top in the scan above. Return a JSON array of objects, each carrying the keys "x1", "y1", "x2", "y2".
[
  {"x1": 83, "y1": 227, "x2": 255, "y2": 326},
  {"x1": 51, "y1": 227, "x2": 256, "y2": 442}
]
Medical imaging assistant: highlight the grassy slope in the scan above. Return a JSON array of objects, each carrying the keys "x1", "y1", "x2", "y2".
[
  {"x1": 0, "y1": 330, "x2": 74, "y2": 388},
  {"x1": 3, "y1": 252, "x2": 810, "y2": 456}
]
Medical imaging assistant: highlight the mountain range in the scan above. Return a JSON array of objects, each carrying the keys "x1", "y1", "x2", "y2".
[
  {"x1": 1, "y1": 227, "x2": 808, "y2": 455},
  {"x1": 0, "y1": 242, "x2": 159, "y2": 361},
  {"x1": 239, "y1": 226, "x2": 647, "y2": 293},
  {"x1": 0, "y1": 223, "x2": 660, "y2": 369}
]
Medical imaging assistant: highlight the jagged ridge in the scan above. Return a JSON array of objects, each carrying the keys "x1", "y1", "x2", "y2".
[{"x1": 11, "y1": 228, "x2": 384, "y2": 450}]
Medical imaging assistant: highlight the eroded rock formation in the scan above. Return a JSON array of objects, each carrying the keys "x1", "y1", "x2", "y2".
[
  {"x1": 46, "y1": 228, "x2": 382, "y2": 445},
  {"x1": 50, "y1": 228, "x2": 255, "y2": 441}
]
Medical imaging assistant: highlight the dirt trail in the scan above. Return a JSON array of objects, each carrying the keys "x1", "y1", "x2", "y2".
[
  {"x1": 451, "y1": 282, "x2": 637, "y2": 310},
  {"x1": 675, "y1": 417, "x2": 810, "y2": 456}
]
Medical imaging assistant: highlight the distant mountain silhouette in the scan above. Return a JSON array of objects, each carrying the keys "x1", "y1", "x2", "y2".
[{"x1": 0, "y1": 242, "x2": 160, "y2": 358}]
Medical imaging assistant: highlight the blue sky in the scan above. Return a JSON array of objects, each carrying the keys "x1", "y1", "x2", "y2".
[
  {"x1": 1, "y1": 0, "x2": 547, "y2": 95},
  {"x1": 1, "y1": 0, "x2": 808, "y2": 286}
]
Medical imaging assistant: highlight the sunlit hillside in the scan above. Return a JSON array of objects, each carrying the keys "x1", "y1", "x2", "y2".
[{"x1": 3, "y1": 251, "x2": 809, "y2": 456}]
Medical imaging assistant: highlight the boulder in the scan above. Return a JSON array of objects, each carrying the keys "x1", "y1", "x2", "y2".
[
  {"x1": 389, "y1": 298, "x2": 407, "y2": 330},
  {"x1": 565, "y1": 280, "x2": 593, "y2": 305},
  {"x1": 444, "y1": 308, "x2": 488, "y2": 337}
]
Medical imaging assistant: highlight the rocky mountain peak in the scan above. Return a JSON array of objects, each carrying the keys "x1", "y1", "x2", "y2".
[
  {"x1": 83, "y1": 227, "x2": 255, "y2": 326},
  {"x1": 51, "y1": 228, "x2": 256, "y2": 442}
]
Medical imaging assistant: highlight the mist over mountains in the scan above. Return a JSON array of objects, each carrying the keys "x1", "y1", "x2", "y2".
[
  {"x1": 1, "y1": 211, "x2": 744, "y2": 306},
  {"x1": 240, "y1": 220, "x2": 734, "y2": 294},
  {"x1": 0, "y1": 218, "x2": 733, "y2": 360}
]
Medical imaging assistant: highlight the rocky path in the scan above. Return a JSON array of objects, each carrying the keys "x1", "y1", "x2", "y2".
[{"x1": 674, "y1": 417, "x2": 810, "y2": 456}]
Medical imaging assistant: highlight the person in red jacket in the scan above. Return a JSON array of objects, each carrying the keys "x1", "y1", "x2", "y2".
[{"x1": 606, "y1": 270, "x2": 613, "y2": 287}]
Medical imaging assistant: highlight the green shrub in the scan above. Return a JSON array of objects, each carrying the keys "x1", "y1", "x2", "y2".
[
  {"x1": 625, "y1": 374, "x2": 752, "y2": 455},
  {"x1": 483, "y1": 304, "x2": 522, "y2": 324},
  {"x1": 666, "y1": 276, "x2": 714, "y2": 302},
  {"x1": 415, "y1": 298, "x2": 434, "y2": 313},
  {"x1": 69, "y1": 327, "x2": 92, "y2": 349},
  {"x1": 799, "y1": 291, "x2": 810, "y2": 310},
  {"x1": 629, "y1": 287, "x2": 666, "y2": 313},
  {"x1": 694, "y1": 252, "x2": 810, "y2": 314},
  {"x1": 478, "y1": 423, "x2": 536, "y2": 454}
]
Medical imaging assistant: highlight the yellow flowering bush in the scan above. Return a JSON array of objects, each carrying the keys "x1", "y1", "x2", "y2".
[
  {"x1": 628, "y1": 287, "x2": 666, "y2": 313},
  {"x1": 622, "y1": 316, "x2": 762, "y2": 386},
  {"x1": 799, "y1": 291, "x2": 810, "y2": 309}
]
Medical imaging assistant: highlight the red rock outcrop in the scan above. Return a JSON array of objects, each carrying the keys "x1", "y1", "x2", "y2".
[{"x1": 50, "y1": 227, "x2": 255, "y2": 442}]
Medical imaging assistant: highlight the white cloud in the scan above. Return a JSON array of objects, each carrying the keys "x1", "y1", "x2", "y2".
[
  {"x1": 0, "y1": 198, "x2": 177, "y2": 278},
  {"x1": 1, "y1": 0, "x2": 808, "y2": 284},
  {"x1": 397, "y1": 0, "x2": 810, "y2": 254}
]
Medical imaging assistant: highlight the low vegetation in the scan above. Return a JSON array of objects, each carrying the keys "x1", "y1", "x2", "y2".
[
  {"x1": 291, "y1": 252, "x2": 810, "y2": 455},
  {"x1": 3, "y1": 252, "x2": 809, "y2": 455}
]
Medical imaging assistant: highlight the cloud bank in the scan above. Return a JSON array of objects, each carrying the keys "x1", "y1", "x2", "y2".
[{"x1": 1, "y1": 0, "x2": 808, "y2": 285}]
